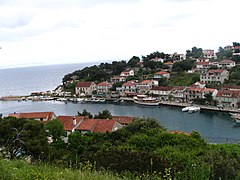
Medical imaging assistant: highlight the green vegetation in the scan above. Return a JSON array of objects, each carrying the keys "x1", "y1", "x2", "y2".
[
  {"x1": 1, "y1": 116, "x2": 240, "y2": 179},
  {"x1": 168, "y1": 73, "x2": 200, "y2": 86}
]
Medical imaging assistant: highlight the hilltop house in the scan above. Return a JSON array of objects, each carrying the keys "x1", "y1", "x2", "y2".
[
  {"x1": 111, "y1": 76, "x2": 126, "y2": 84},
  {"x1": 120, "y1": 69, "x2": 134, "y2": 77},
  {"x1": 154, "y1": 71, "x2": 170, "y2": 79},
  {"x1": 203, "y1": 49, "x2": 215, "y2": 59},
  {"x1": 9, "y1": 112, "x2": 57, "y2": 122},
  {"x1": 75, "y1": 82, "x2": 96, "y2": 96},
  {"x1": 217, "y1": 60, "x2": 236, "y2": 69},
  {"x1": 196, "y1": 62, "x2": 212, "y2": 73},
  {"x1": 200, "y1": 69, "x2": 229, "y2": 85},
  {"x1": 164, "y1": 61, "x2": 174, "y2": 69},
  {"x1": 170, "y1": 53, "x2": 186, "y2": 62}
]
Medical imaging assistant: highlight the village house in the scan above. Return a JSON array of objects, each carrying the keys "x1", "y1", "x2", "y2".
[
  {"x1": 154, "y1": 71, "x2": 170, "y2": 79},
  {"x1": 75, "y1": 81, "x2": 96, "y2": 96},
  {"x1": 96, "y1": 81, "x2": 111, "y2": 95},
  {"x1": 120, "y1": 69, "x2": 134, "y2": 77},
  {"x1": 214, "y1": 89, "x2": 240, "y2": 108},
  {"x1": 202, "y1": 49, "x2": 215, "y2": 59},
  {"x1": 164, "y1": 61, "x2": 174, "y2": 69},
  {"x1": 116, "y1": 80, "x2": 138, "y2": 95},
  {"x1": 150, "y1": 57, "x2": 164, "y2": 63},
  {"x1": 9, "y1": 111, "x2": 57, "y2": 122},
  {"x1": 200, "y1": 69, "x2": 229, "y2": 85},
  {"x1": 136, "y1": 80, "x2": 158, "y2": 94},
  {"x1": 232, "y1": 46, "x2": 240, "y2": 55},
  {"x1": 170, "y1": 86, "x2": 186, "y2": 102},
  {"x1": 110, "y1": 76, "x2": 126, "y2": 84},
  {"x1": 196, "y1": 62, "x2": 212, "y2": 73},
  {"x1": 57, "y1": 116, "x2": 84, "y2": 136},
  {"x1": 150, "y1": 86, "x2": 172, "y2": 100},
  {"x1": 185, "y1": 87, "x2": 218, "y2": 102},
  {"x1": 217, "y1": 60, "x2": 236, "y2": 69},
  {"x1": 196, "y1": 58, "x2": 209, "y2": 63},
  {"x1": 170, "y1": 53, "x2": 186, "y2": 62}
]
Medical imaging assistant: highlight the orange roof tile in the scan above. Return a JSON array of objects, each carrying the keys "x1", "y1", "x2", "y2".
[
  {"x1": 112, "y1": 116, "x2": 135, "y2": 125},
  {"x1": 155, "y1": 71, "x2": 169, "y2": 75},
  {"x1": 8, "y1": 112, "x2": 56, "y2": 121},
  {"x1": 57, "y1": 116, "x2": 84, "y2": 131},
  {"x1": 76, "y1": 82, "x2": 94, "y2": 88}
]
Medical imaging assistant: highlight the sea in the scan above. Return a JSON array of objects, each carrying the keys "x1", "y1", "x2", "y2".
[{"x1": 0, "y1": 63, "x2": 240, "y2": 143}]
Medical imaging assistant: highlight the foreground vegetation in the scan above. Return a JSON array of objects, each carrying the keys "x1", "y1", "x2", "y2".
[{"x1": 1, "y1": 115, "x2": 240, "y2": 179}]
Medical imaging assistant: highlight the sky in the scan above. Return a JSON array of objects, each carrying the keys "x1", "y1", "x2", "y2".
[{"x1": 0, "y1": 0, "x2": 239, "y2": 68}]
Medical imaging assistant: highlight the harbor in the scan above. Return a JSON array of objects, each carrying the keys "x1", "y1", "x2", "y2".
[{"x1": 1, "y1": 99, "x2": 240, "y2": 144}]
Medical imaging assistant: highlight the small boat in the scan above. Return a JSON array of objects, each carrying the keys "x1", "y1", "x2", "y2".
[
  {"x1": 182, "y1": 105, "x2": 200, "y2": 113},
  {"x1": 231, "y1": 114, "x2": 240, "y2": 123},
  {"x1": 133, "y1": 95, "x2": 160, "y2": 106},
  {"x1": 99, "y1": 99, "x2": 106, "y2": 102},
  {"x1": 188, "y1": 106, "x2": 201, "y2": 113}
]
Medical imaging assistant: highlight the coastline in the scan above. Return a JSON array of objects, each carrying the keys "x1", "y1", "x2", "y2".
[{"x1": 1, "y1": 95, "x2": 239, "y2": 114}]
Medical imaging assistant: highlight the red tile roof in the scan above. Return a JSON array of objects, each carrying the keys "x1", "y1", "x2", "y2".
[
  {"x1": 92, "y1": 119, "x2": 118, "y2": 133},
  {"x1": 196, "y1": 62, "x2": 210, "y2": 65},
  {"x1": 76, "y1": 82, "x2": 94, "y2": 88},
  {"x1": 9, "y1": 112, "x2": 56, "y2": 121},
  {"x1": 75, "y1": 119, "x2": 120, "y2": 133},
  {"x1": 151, "y1": 86, "x2": 172, "y2": 91},
  {"x1": 122, "y1": 80, "x2": 137, "y2": 87},
  {"x1": 219, "y1": 60, "x2": 235, "y2": 64},
  {"x1": 164, "y1": 61, "x2": 173, "y2": 65},
  {"x1": 57, "y1": 116, "x2": 84, "y2": 131},
  {"x1": 112, "y1": 116, "x2": 135, "y2": 125},
  {"x1": 155, "y1": 71, "x2": 169, "y2": 75},
  {"x1": 216, "y1": 89, "x2": 240, "y2": 98},
  {"x1": 208, "y1": 69, "x2": 225, "y2": 73},
  {"x1": 97, "y1": 82, "x2": 109, "y2": 86}
]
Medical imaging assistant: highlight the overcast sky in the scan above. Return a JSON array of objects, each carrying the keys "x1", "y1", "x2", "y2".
[{"x1": 0, "y1": 0, "x2": 239, "y2": 68}]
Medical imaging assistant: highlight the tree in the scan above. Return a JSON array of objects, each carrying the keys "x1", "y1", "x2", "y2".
[
  {"x1": 45, "y1": 119, "x2": 65, "y2": 142},
  {"x1": 77, "y1": 109, "x2": 93, "y2": 119},
  {"x1": 94, "y1": 110, "x2": 112, "y2": 119},
  {"x1": 127, "y1": 56, "x2": 140, "y2": 68},
  {"x1": 172, "y1": 60, "x2": 195, "y2": 72},
  {"x1": 68, "y1": 131, "x2": 89, "y2": 155},
  {"x1": 22, "y1": 120, "x2": 48, "y2": 158},
  {"x1": 186, "y1": 47, "x2": 203, "y2": 59}
]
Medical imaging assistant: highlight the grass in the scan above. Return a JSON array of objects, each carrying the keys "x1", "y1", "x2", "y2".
[{"x1": 0, "y1": 158, "x2": 125, "y2": 180}]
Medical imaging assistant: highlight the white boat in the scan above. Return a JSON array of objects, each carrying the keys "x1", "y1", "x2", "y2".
[
  {"x1": 182, "y1": 106, "x2": 192, "y2": 112},
  {"x1": 182, "y1": 105, "x2": 200, "y2": 113},
  {"x1": 76, "y1": 98, "x2": 84, "y2": 102},
  {"x1": 99, "y1": 99, "x2": 106, "y2": 102},
  {"x1": 188, "y1": 106, "x2": 201, "y2": 113},
  {"x1": 231, "y1": 114, "x2": 240, "y2": 123},
  {"x1": 133, "y1": 95, "x2": 160, "y2": 106}
]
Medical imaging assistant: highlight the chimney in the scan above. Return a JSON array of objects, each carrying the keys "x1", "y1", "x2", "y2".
[{"x1": 73, "y1": 117, "x2": 77, "y2": 126}]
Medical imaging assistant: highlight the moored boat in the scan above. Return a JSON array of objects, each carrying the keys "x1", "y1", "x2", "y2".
[
  {"x1": 133, "y1": 95, "x2": 160, "y2": 106},
  {"x1": 231, "y1": 114, "x2": 240, "y2": 123},
  {"x1": 182, "y1": 105, "x2": 200, "y2": 113}
]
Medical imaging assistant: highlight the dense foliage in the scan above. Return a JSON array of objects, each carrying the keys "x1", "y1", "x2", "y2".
[{"x1": 1, "y1": 116, "x2": 240, "y2": 179}]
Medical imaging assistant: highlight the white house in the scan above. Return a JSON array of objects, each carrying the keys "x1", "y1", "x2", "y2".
[
  {"x1": 154, "y1": 71, "x2": 170, "y2": 79},
  {"x1": 96, "y1": 81, "x2": 111, "y2": 94},
  {"x1": 217, "y1": 60, "x2": 236, "y2": 69},
  {"x1": 120, "y1": 69, "x2": 134, "y2": 77},
  {"x1": 200, "y1": 69, "x2": 229, "y2": 84}
]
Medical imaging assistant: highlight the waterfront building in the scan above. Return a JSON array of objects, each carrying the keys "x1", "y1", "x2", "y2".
[
  {"x1": 214, "y1": 89, "x2": 240, "y2": 108},
  {"x1": 200, "y1": 69, "x2": 229, "y2": 85},
  {"x1": 96, "y1": 81, "x2": 111, "y2": 95},
  {"x1": 136, "y1": 80, "x2": 158, "y2": 94},
  {"x1": 116, "y1": 80, "x2": 138, "y2": 95},
  {"x1": 185, "y1": 87, "x2": 218, "y2": 102},
  {"x1": 170, "y1": 86, "x2": 186, "y2": 102},
  {"x1": 150, "y1": 86, "x2": 172, "y2": 100},
  {"x1": 75, "y1": 82, "x2": 96, "y2": 96}
]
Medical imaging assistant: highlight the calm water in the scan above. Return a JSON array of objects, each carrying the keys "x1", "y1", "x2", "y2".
[
  {"x1": 0, "y1": 63, "x2": 95, "y2": 97},
  {"x1": 0, "y1": 100, "x2": 239, "y2": 143},
  {"x1": 0, "y1": 63, "x2": 239, "y2": 143}
]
